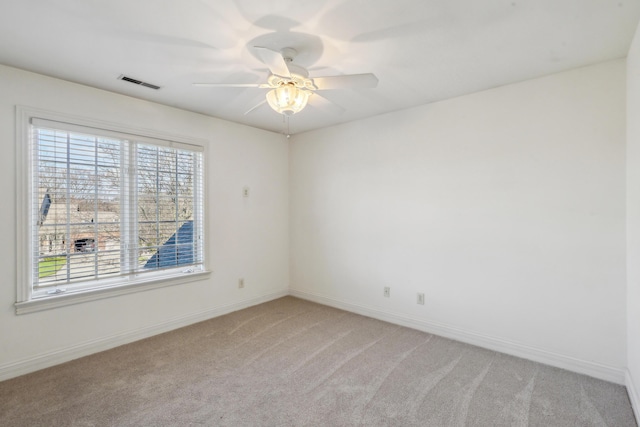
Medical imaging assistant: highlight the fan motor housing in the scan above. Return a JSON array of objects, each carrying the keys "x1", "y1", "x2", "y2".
[{"x1": 267, "y1": 70, "x2": 315, "y2": 91}]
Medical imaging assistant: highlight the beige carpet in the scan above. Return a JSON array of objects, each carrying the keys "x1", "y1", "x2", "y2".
[{"x1": 0, "y1": 297, "x2": 636, "y2": 426}]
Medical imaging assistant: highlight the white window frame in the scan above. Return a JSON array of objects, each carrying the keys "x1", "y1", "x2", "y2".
[{"x1": 15, "y1": 106, "x2": 210, "y2": 314}]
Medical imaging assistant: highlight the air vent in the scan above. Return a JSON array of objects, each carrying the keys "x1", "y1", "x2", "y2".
[{"x1": 117, "y1": 74, "x2": 161, "y2": 90}]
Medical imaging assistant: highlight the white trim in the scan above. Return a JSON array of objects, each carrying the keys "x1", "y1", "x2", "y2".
[
  {"x1": 31, "y1": 117, "x2": 204, "y2": 152},
  {"x1": 15, "y1": 270, "x2": 212, "y2": 314},
  {"x1": 627, "y1": 369, "x2": 640, "y2": 424},
  {"x1": 19, "y1": 106, "x2": 208, "y2": 148},
  {"x1": 289, "y1": 289, "x2": 627, "y2": 385},
  {"x1": 0, "y1": 289, "x2": 288, "y2": 382},
  {"x1": 15, "y1": 106, "x2": 31, "y2": 303},
  {"x1": 15, "y1": 105, "x2": 209, "y2": 310}
]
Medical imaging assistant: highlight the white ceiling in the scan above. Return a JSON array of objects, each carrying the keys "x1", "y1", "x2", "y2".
[{"x1": 0, "y1": 0, "x2": 639, "y2": 135}]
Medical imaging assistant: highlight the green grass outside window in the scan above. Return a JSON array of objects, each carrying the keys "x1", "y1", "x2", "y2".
[{"x1": 39, "y1": 257, "x2": 66, "y2": 278}]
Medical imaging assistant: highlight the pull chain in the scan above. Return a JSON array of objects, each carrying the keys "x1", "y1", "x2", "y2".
[{"x1": 283, "y1": 114, "x2": 291, "y2": 138}]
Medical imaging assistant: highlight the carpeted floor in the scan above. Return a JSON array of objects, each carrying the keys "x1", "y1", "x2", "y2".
[{"x1": 0, "y1": 296, "x2": 636, "y2": 426}]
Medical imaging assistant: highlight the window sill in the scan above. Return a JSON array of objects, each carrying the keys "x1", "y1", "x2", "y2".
[{"x1": 14, "y1": 270, "x2": 212, "y2": 315}]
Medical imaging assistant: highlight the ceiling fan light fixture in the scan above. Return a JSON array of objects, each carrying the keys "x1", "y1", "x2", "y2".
[{"x1": 266, "y1": 83, "x2": 311, "y2": 115}]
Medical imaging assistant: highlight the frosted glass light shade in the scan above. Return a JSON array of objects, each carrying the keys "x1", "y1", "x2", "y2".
[{"x1": 266, "y1": 84, "x2": 311, "y2": 115}]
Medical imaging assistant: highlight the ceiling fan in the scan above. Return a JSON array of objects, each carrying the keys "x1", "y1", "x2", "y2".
[{"x1": 193, "y1": 46, "x2": 378, "y2": 116}]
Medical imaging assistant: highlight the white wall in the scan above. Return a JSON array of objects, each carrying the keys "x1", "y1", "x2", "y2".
[
  {"x1": 0, "y1": 56, "x2": 631, "y2": 393},
  {"x1": 626, "y1": 22, "x2": 640, "y2": 418},
  {"x1": 0, "y1": 65, "x2": 289, "y2": 379},
  {"x1": 290, "y1": 60, "x2": 627, "y2": 382}
]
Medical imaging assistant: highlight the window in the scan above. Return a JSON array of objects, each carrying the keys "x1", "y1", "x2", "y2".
[{"x1": 16, "y1": 108, "x2": 207, "y2": 313}]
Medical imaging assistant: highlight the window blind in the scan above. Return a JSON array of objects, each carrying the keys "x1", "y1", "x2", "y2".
[{"x1": 31, "y1": 118, "x2": 204, "y2": 296}]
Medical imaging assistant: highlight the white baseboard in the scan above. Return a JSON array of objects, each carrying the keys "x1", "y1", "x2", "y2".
[
  {"x1": 0, "y1": 290, "x2": 288, "y2": 382},
  {"x1": 627, "y1": 370, "x2": 640, "y2": 424},
  {"x1": 289, "y1": 289, "x2": 626, "y2": 385},
  {"x1": 2, "y1": 288, "x2": 627, "y2": 388}
]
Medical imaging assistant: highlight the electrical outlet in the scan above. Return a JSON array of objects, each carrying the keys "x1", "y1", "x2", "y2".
[
  {"x1": 417, "y1": 292, "x2": 425, "y2": 305},
  {"x1": 383, "y1": 287, "x2": 390, "y2": 298},
  {"x1": 238, "y1": 278, "x2": 244, "y2": 289}
]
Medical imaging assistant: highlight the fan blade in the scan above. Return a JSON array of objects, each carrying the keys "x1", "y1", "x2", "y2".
[
  {"x1": 254, "y1": 46, "x2": 291, "y2": 78},
  {"x1": 245, "y1": 99, "x2": 267, "y2": 115},
  {"x1": 193, "y1": 83, "x2": 270, "y2": 88},
  {"x1": 312, "y1": 73, "x2": 378, "y2": 90},
  {"x1": 309, "y1": 93, "x2": 345, "y2": 116}
]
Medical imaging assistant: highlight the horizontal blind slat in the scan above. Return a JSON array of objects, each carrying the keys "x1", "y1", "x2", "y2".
[
  {"x1": 32, "y1": 118, "x2": 204, "y2": 152},
  {"x1": 30, "y1": 117, "x2": 204, "y2": 296}
]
